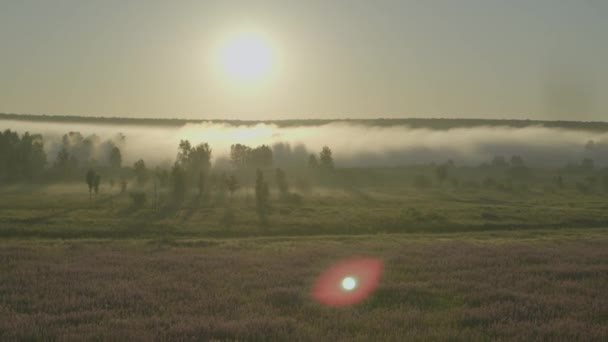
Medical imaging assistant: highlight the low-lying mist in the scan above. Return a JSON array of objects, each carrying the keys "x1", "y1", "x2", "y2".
[{"x1": 2, "y1": 119, "x2": 608, "y2": 168}]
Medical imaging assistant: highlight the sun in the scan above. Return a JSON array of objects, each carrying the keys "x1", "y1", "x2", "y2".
[{"x1": 216, "y1": 31, "x2": 276, "y2": 84}]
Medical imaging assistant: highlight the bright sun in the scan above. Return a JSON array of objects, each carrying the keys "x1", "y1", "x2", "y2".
[{"x1": 217, "y1": 31, "x2": 275, "y2": 84}]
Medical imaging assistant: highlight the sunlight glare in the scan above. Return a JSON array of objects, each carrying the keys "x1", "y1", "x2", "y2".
[
  {"x1": 341, "y1": 276, "x2": 357, "y2": 291},
  {"x1": 217, "y1": 31, "x2": 275, "y2": 84}
]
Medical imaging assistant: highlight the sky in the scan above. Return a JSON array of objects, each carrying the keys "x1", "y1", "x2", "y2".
[{"x1": 0, "y1": 0, "x2": 606, "y2": 120}]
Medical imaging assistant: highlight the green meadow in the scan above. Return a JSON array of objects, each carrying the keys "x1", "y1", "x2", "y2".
[{"x1": 1, "y1": 182, "x2": 607, "y2": 341}]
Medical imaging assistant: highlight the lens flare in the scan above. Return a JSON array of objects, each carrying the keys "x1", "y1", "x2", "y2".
[
  {"x1": 341, "y1": 276, "x2": 357, "y2": 291},
  {"x1": 311, "y1": 257, "x2": 382, "y2": 307}
]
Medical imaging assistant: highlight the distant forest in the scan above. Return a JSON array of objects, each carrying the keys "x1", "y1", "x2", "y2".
[{"x1": 2, "y1": 113, "x2": 608, "y2": 131}]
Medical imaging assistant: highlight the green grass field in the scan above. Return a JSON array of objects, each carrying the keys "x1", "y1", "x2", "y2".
[{"x1": 1, "y1": 184, "x2": 607, "y2": 340}]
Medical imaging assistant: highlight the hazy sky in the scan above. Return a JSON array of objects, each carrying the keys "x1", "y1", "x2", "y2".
[{"x1": 1, "y1": 0, "x2": 606, "y2": 120}]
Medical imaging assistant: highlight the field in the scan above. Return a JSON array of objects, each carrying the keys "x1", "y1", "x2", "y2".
[{"x1": 1, "y1": 183, "x2": 608, "y2": 341}]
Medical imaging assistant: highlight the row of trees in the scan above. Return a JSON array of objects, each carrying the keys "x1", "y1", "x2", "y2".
[
  {"x1": 5, "y1": 129, "x2": 606, "y2": 196},
  {"x1": 164, "y1": 140, "x2": 320, "y2": 200},
  {"x1": 52, "y1": 132, "x2": 124, "y2": 180},
  {"x1": 79, "y1": 138, "x2": 308, "y2": 222},
  {"x1": 0, "y1": 130, "x2": 46, "y2": 182}
]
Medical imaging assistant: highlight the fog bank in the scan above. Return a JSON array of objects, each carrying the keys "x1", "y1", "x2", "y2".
[{"x1": 2, "y1": 119, "x2": 608, "y2": 168}]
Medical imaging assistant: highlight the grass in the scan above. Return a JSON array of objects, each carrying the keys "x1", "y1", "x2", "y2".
[
  {"x1": 1, "y1": 183, "x2": 607, "y2": 340},
  {"x1": 2, "y1": 183, "x2": 608, "y2": 240},
  {"x1": 1, "y1": 234, "x2": 607, "y2": 341}
]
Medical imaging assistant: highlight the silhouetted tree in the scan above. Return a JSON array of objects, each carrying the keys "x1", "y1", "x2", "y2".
[
  {"x1": 14, "y1": 132, "x2": 46, "y2": 180},
  {"x1": 255, "y1": 169, "x2": 270, "y2": 222},
  {"x1": 175, "y1": 140, "x2": 212, "y2": 185},
  {"x1": 93, "y1": 175, "x2": 101, "y2": 195},
  {"x1": 0, "y1": 130, "x2": 15, "y2": 182},
  {"x1": 86, "y1": 169, "x2": 96, "y2": 199},
  {"x1": 155, "y1": 168, "x2": 169, "y2": 188},
  {"x1": 275, "y1": 168, "x2": 289, "y2": 197},
  {"x1": 56, "y1": 147, "x2": 70, "y2": 173},
  {"x1": 109, "y1": 146, "x2": 122, "y2": 170},
  {"x1": 226, "y1": 174, "x2": 239, "y2": 200},
  {"x1": 133, "y1": 159, "x2": 148, "y2": 185},
  {"x1": 250, "y1": 145, "x2": 273, "y2": 168},
  {"x1": 491, "y1": 156, "x2": 508, "y2": 168},
  {"x1": 189, "y1": 143, "x2": 212, "y2": 173},
  {"x1": 308, "y1": 154, "x2": 319, "y2": 169},
  {"x1": 171, "y1": 163, "x2": 187, "y2": 201},
  {"x1": 120, "y1": 179, "x2": 127, "y2": 193},
  {"x1": 68, "y1": 155, "x2": 79, "y2": 176},
  {"x1": 197, "y1": 171, "x2": 206, "y2": 197},
  {"x1": 229, "y1": 143, "x2": 272, "y2": 169},
  {"x1": 176, "y1": 139, "x2": 192, "y2": 165},
  {"x1": 230, "y1": 144, "x2": 251, "y2": 168},
  {"x1": 319, "y1": 146, "x2": 334, "y2": 170}
]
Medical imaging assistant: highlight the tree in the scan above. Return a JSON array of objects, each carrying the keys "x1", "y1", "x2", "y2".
[
  {"x1": 491, "y1": 156, "x2": 508, "y2": 168},
  {"x1": 18, "y1": 133, "x2": 46, "y2": 180},
  {"x1": 93, "y1": 174, "x2": 101, "y2": 195},
  {"x1": 255, "y1": 169, "x2": 270, "y2": 222},
  {"x1": 29, "y1": 136, "x2": 47, "y2": 179},
  {"x1": 109, "y1": 146, "x2": 122, "y2": 170},
  {"x1": 197, "y1": 171, "x2": 206, "y2": 197},
  {"x1": 226, "y1": 174, "x2": 239, "y2": 200},
  {"x1": 189, "y1": 143, "x2": 212, "y2": 174},
  {"x1": 250, "y1": 145, "x2": 273, "y2": 168},
  {"x1": 230, "y1": 144, "x2": 251, "y2": 168},
  {"x1": 56, "y1": 148, "x2": 70, "y2": 172},
  {"x1": 133, "y1": 159, "x2": 148, "y2": 185},
  {"x1": 0, "y1": 130, "x2": 46, "y2": 183},
  {"x1": 171, "y1": 163, "x2": 187, "y2": 201},
  {"x1": 54, "y1": 147, "x2": 70, "y2": 178},
  {"x1": 308, "y1": 154, "x2": 319, "y2": 169},
  {"x1": 68, "y1": 155, "x2": 79, "y2": 176},
  {"x1": 319, "y1": 146, "x2": 334, "y2": 170},
  {"x1": 175, "y1": 140, "x2": 212, "y2": 186},
  {"x1": 177, "y1": 139, "x2": 192, "y2": 166},
  {"x1": 275, "y1": 168, "x2": 289, "y2": 197},
  {"x1": 86, "y1": 169, "x2": 96, "y2": 199},
  {"x1": 155, "y1": 168, "x2": 169, "y2": 188}
]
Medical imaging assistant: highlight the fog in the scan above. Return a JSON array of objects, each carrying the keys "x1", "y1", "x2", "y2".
[{"x1": 2, "y1": 119, "x2": 608, "y2": 168}]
